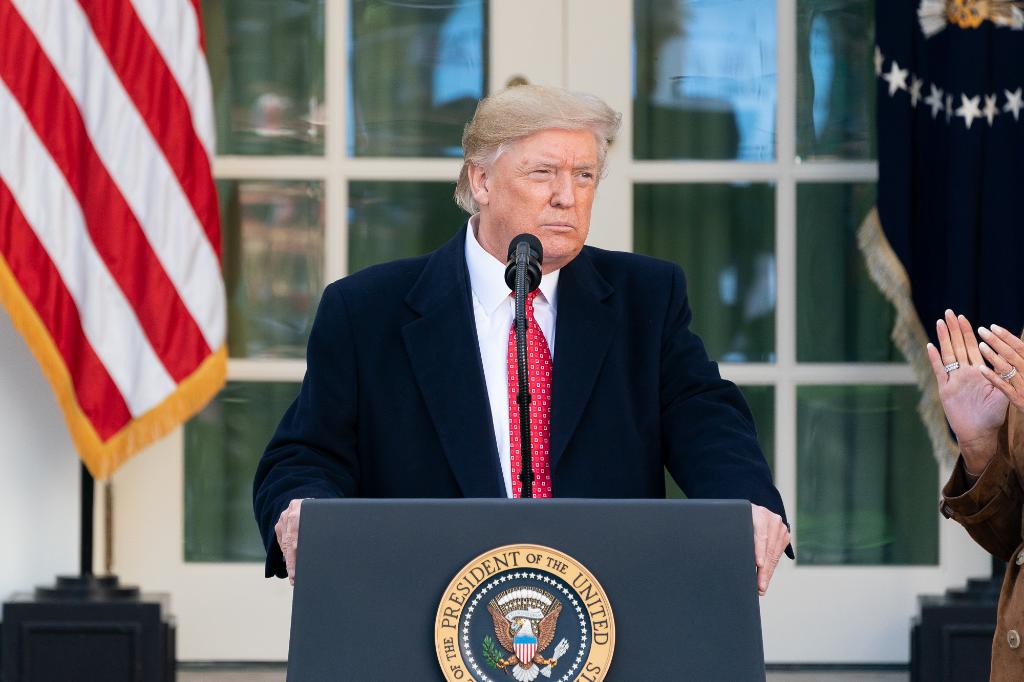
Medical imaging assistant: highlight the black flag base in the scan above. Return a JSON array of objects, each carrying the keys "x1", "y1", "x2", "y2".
[
  {"x1": 910, "y1": 559, "x2": 1004, "y2": 682},
  {"x1": 34, "y1": 573, "x2": 140, "y2": 599},
  {"x1": 1, "y1": 466, "x2": 175, "y2": 681},
  {"x1": 2, "y1": 574, "x2": 176, "y2": 682}
]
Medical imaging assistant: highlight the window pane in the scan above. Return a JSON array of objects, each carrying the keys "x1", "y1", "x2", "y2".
[
  {"x1": 796, "y1": 0, "x2": 876, "y2": 160},
  {"x1": 219, "y1": 180, "x2": 324, "y2": 359},
  {"x1": 634, "y1": 184, "x2": 775, "y2": 362},
  {"x1": 348, "y1": 182, "x2": 467, "y2": 272},
  {"x1": 797, "y1": 385, "x2": 938, "y2": 565},
  {"x1": 349, "y1": 0, "x2": 487, "y2": 157},
  {"x1": 666, "y1": 385, "x2": 775, "y2": 498},
  {"x1": 634, "y1": 0, "x2": 777, "y2": 160},
  {"x1": 185, "y1": 382, "x2": 300, "y2": 562},
  {"x1": 796, "y1": 183, "x2": 897, "y2": 362},
  {"x1": 202, "y1": 0, "x2": 325, "y2": 155}
]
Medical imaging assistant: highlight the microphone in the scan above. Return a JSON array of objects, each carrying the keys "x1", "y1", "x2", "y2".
[
  {"x1": 504, "y1": 234, "x2": 543, "y2": 498},
  {"x1": 504, "y1": 234, "x2": 543, "y2": 292}
]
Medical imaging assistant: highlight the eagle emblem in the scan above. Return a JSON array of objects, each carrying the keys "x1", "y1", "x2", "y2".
[
  {"x1": 485, "y1": 587, "x2": 570, "y2": 682},
  {"x1": 918, "y1": 0, "x2": 1024, "y2": 37},
  {"x1": 435, "y1": 545, "x2": 615, "y2": 682}
]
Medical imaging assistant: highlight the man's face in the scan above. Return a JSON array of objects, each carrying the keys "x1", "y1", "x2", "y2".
[{"x1": 469, "y1": 128, "x2": 599, "y2": 273}]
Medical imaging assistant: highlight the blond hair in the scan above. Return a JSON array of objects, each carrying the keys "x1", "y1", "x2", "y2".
[{"x1": 455, "y1": 85, "x2": 622, "y2": 214}]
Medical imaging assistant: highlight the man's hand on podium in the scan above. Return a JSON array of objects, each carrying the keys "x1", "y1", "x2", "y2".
[
  {"x1": 276, "y1": 498, "x2": 305, "y2": 586},
  {"x1": 751, "y1": 504, "x2": 790, "y2": 596},
  {"x1": 272, "y1": 499, "x2": 790, "y2": 592}
]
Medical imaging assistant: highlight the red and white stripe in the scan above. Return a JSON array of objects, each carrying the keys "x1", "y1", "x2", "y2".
[{"x1": 0, "y1": 0, "x2": 224, "y2": 472}]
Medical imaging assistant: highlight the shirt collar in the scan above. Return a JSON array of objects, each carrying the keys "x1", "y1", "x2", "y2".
[{"x1": 464, "y1": 215, "x2": 559, "y2": 315}]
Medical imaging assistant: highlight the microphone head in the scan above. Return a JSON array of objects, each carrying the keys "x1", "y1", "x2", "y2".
[
  {"x1": 505, "y1": 233, "x2": 543, "y2": 263},
  {"x1": 504, "y1": 233, "x2": 544, "y2": 292}
]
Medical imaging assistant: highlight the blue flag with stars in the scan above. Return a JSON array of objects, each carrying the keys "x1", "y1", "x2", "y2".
[{"x1": 862, "y1": 1, "x2": 1024, "y2": 462}]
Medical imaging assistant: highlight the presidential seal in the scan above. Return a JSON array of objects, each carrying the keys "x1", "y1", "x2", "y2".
[{"x1": 435, "y1": 544, "x2": 615, "y2": 682}]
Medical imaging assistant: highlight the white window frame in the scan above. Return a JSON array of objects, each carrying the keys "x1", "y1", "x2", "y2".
[{"x1": 565, "y1": 0, "x2": 986, "y2": 664}]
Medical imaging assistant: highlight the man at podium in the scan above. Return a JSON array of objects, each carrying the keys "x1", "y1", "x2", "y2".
[{"x1": 253, "y1": 84, "x2": 792, "y2": 595}]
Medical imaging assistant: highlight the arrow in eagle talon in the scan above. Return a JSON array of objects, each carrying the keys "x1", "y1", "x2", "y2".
[{"x1": 540, "y1": 639, "x2": 570, "y2": 678}]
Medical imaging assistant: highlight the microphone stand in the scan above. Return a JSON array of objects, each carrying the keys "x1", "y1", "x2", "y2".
[{"x1": 512, "y1": 242, "x2": 535, "y2": 498}]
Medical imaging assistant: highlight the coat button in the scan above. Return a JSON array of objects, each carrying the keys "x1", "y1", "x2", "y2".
[
  {"x1": 1016, "y1": 550, "x2": 1024, "y2": 566},
  {"x1": 1009, "y1": 630, "x2": 1021, "y2": 649}
]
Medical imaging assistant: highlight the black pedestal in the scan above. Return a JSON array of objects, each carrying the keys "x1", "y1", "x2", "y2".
[
  {"x1": 1, "y1": 575, "x2": 175, "y2": 682},
  {"x1": 910, "y1": 572, "x2": 1001, "y2": 682}
]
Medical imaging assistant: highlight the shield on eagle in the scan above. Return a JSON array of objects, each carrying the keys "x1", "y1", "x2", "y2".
[
  {"x1": 513, "y1": 628, "x2": 538, "y2": 666},
  {"x1": 487, "y1": 587, "x2": 564, "y2": 680}
]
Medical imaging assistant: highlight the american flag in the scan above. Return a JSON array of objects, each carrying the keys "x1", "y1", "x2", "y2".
[{"x1": 0, "y1": 0, "x2": 225, "y2": 479}]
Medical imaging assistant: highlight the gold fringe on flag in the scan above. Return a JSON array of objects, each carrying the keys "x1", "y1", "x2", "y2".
[
  {"x1": 0, "y1": 253, "x2": 226, "y2": 481},
  {"x1": 857, "y1": 206, "x2": 959, "y2": 467}
]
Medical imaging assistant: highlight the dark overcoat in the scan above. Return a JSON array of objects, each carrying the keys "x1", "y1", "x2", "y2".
[{"x1": 253, "y1": 228, "x2": 789, "y2": 577}]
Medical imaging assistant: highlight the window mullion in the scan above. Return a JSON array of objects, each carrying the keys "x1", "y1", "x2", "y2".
[
  {"x1": 775, "y1": 0, "x2": 799, "y2": 543},
  {"x1": 325, "y1": 0, "x2": 348, "y2": 283}
]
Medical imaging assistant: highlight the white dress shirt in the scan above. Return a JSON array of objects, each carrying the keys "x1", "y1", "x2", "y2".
[{"x1": 464, "y1": 216, "x2": 559, "y2": 497}]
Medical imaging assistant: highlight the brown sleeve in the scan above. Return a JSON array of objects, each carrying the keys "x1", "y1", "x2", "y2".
[{"x1": 940, "y1": 420, "x2": 1023, "y2": 562}]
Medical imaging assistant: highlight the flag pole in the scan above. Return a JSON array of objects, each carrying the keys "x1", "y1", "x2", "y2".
[{"x1": 80, "y1": 462, "x2": 94, "y2": 576}]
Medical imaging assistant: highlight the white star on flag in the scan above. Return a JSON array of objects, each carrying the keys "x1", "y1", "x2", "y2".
[
  {"x1": 882, "y1": 61, "x2": 909, "y2": 96},
  {"x1": 983, "y1": 94, "x2": 999, "y2": 126},
  {"x1": 955, "y1": 94, "x2": 982, "y2": 129},
  {"x1": 874, "y1": 46, "x2": 884, "y2": 76},
  {"x1": 909, "y1": 77, "x2": 923, "y2": 108},
  {"x1": 1004, "y1": 87, "x2": 1024, "y2": 121},
  {"x1": 924, "y1": 84, "x2": 944, "y2": 119}
]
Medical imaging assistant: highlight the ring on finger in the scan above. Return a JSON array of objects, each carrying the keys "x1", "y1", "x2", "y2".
[
  {"x1": 1000, "y1": 366, "x2": 1018, "y2": 381},
  {"x1": 944, "y1": 362, "x2": 960, "y2": 373}
]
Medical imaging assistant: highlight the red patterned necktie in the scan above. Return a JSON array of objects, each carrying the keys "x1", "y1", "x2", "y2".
[{"x1": 507, "y1": 290, "x2": 553, "y2": 498}]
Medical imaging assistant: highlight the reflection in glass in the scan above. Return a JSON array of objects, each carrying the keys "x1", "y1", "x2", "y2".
[
  {"x1": 185, "y1": 382, "x2": 300, "y2": 562},
  {"x1": 219, "y1": 180, "x2": 324, "y2": 358},
  {"x1": 635, "y1": 184, "x2": 775, "y2": 362},
  {"x1": 349, "y1": 0, "x2": 487, "y2": 157},
  {"x1": 634, "y1": 0, "x2": 777, "y2": 160},
  {"x1": 348, "y1": 182, "x2": 467, "y2": 273},
  {"x1": 797, "y1": 385, "x2": 938, "y2": 565},
  {"x1": 202, "y1": 0, "x2": 325, "y2": 155},
  {"x1": 796, "y1": 0, "x2": 876, "y2": 160},
  {"x1": 666, "y1": 385, "x2": 775, "y2": 499},
  {"x1": 797, "y1": 183, "x2": 897, "y2": 362}
]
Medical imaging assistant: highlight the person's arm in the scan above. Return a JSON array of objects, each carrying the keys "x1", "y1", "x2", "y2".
[
  {"x1": 252, "y1": 282, "x2": 361, "y2": 579},
  {"x1": 941, "y1": 419, "x2": 1023, "y2": 562},
  {"x1": 925, "y1": 311, "x2": 1021, "y2": 561},
  {"x1": 657, "y1": 265, "x2": 792, "y2": 593},
  {"x1": 939, "y1": 322, "x2": 1024, "y2": 561}
]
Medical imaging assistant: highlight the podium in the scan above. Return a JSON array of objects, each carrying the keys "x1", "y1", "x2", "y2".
[{"x1": 287, "y1": 498, "x2": 766, "y2": 681}]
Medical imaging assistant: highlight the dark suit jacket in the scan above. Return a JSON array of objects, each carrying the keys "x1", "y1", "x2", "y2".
[{"x1": 254, "y1": 228, "x2": 790, "y2": 577}]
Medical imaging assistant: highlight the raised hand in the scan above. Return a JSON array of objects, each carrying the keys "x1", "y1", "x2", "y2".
[
  {"x1": 976, "y1": 324, "x2": 1024, "y2": 413},
  {"x1": 925, "y1": 309, "x2": 1008, "y2": 475}
]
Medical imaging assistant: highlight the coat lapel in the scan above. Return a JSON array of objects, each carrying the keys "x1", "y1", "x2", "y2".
[
  {"x1": 549, "y1": 248, "x2": 617, "y2": 471},
  {"x1": 402, "y1": 228, "x2": 505, "y2": 498}
]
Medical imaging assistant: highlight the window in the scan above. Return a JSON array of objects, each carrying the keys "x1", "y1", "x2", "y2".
[
  {"x1": 185, "y1": 0, "x2": 488, "y2": 561},
  {"x1": 187, "y1": 0, "x2": 937, "y2": 568}
]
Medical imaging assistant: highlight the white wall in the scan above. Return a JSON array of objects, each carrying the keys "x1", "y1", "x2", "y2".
[{"x1": 0, "y1": 312, "x2": 80, "y2": 602}]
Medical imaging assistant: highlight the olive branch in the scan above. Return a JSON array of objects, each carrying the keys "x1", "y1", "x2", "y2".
[{"x1": 482, "y1": 635, "x2": 503, "y2": 669}]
